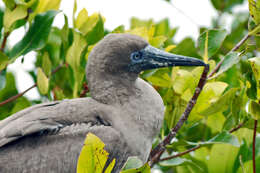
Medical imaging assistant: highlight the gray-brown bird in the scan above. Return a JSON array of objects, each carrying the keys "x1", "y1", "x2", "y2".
[{"x1": 0, "y1": 34, "x2": 205, "y2": 173}]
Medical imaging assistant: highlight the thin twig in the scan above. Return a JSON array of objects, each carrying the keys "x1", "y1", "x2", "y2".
[
  {"x1": 229, "y1": 122, "x2": 245, "y2": 133},
  {"x1": 0, "y1": 64, "x2": 65, "y2": 107},
  {"x1": 0, "y1": 84, "x2": 37, "y2": 107},
  {"x1": 208, "y1": 33, "x2": 250, "y2": 78},
  {"x1": 149, "y1": 65, "x2": 209, "y2": 166},
  {"x1": 159, "y1": 145, "x2": 201, "y2": 162},
  {"x1": 159, "y1": 121, "x2": 245, "y2": 162},
  {"x1": 253, "y1": 119, "x2": 257, "y2": 173},
  {"x1": 0, "y1": 32, "x2": 9, "y2": 52}
]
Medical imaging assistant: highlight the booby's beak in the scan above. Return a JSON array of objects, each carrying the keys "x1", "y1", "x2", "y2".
[{"x1": 129, "y1": 45, "x2": 206, "y2": 73}]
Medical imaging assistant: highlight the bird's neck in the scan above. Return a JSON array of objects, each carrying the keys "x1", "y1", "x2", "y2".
[{"x1": 88, "y1": 72, "x2": 139, "y2": 105}]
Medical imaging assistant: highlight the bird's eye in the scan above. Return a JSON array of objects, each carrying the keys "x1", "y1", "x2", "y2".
[{"x1": 131, "y1": 52, "x2": 142, "y2": 61}]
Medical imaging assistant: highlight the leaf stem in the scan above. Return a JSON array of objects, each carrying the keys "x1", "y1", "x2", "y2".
[
  {"x1": 253, "y1": 119, "x2": 257, "y2": 173},
  {"x1": 149, "y1": 65, "x2": 209, "y2": 166},
  {"x1": 0, "y1": 32, "x2": 10, "y2": 52},
  {"x1": 208, "y1": 33, "x2": 250, "y2": 78}
]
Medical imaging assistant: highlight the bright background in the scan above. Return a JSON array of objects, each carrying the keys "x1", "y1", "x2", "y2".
[{"x1": 2, "y1": 0, "x2": 248, "y2": 100}]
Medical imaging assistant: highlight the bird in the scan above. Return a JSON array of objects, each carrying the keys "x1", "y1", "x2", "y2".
[{"x1": 0, "y1": 33, "x2": 205, "y2": 173}]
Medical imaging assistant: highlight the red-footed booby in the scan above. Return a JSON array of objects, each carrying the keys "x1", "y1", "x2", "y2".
[{"x1": 0, "y1": 34, "x2": 205, "y2": 173}]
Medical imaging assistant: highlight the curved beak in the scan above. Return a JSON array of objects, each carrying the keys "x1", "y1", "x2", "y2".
[{"x1": 129, "y1": 45, "x2": 206, "y2": 73}]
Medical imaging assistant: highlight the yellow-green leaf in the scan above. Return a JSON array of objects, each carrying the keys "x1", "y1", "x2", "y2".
[
  {"x1": 249, "y1": 0, "x2": 260, "y2": 24},
  {"x1": 37, "y1": 67, "x2": 49, "y2": 95},
  {"x1": 28, "y1": 0, "x2": 61, "y2": 21},
  {"x1": 77, "y1": 12, "x2": 100, "y2": 35},
  {"x1": 199, "y1": 88, "x2": 238, "y2": 116},
  {"x1": 126, "y1": 27, "x2": 149, "y2": 41},
  {"x1": 77, "y1": 133, "x2": 115, "y2": 173},
  {"x1": 4, "y1": 5, "x2": 27, "y2": 32},
  {"x1": 249, "y1": 57, "x2": 260, "y2": 100},
  {"x1": 75, "y1": 8, "x2": 88, "y2": 29},
  {"x1": 0, "y1": 51, "x2": 9, "y2": 71},
  {"x1": 149, "y1": 35, "x2": 167, "y2": 48},
  {"x1": 66, "y1": 31, "x2": 87, "y2": 97},
  {"x1": 248, "y1": 100, "x2": 260, "y2": 120},
  {"x1": 42, "y1": 52, "x2": 52, "y2": 76}
]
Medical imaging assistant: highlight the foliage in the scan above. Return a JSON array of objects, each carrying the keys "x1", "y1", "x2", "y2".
[{"x1": 0, "y1": 0, "x2": 259, "y2": 172}]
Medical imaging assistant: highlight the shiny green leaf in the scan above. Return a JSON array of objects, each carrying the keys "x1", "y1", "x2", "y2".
[
  {"x1": 198, "y1": 29, "x2": 227, "y2": 63},
  {"x1": 9, "y1": 10, "x2": 58, "y2": 59},
  {"x1": 210, "y1": 52, "x2": 240, "y2": 79},
  {"x1": 37, "y1": 67, "x2": 49, "y2": 95}
]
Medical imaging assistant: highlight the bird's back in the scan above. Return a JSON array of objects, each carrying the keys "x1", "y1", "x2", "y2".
[{"x1": 0, "y1": 98, "x2": 130, "y2": 173}]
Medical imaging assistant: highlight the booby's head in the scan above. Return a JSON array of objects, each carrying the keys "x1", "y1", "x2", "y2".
[
  {"x1": 86, "y1": 33, "x2": 205, "y2": 103},
  {"x1": 87, "y1": 33, "x2": 205, "y2": 76}
]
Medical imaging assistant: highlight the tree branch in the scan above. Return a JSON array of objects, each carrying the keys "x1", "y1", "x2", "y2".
[
  {"x1": 0, "y1": 64, "x2": 65, "y2": 107},
  {"x1": 149, "y1": 65, "x2": 209, "y2": 166},
  {"x1": 208, "y1": 33, "x2": 250, "y2": 78}
]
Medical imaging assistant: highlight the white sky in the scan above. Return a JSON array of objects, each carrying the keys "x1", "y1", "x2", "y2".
[{"x1": 5, "y1": 0, "x2": 248, "y2": 100}]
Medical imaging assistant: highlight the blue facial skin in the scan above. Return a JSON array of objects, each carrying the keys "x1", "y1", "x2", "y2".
[{"x1": 128, "y1": 45, "x2": 206, "y2": 73}]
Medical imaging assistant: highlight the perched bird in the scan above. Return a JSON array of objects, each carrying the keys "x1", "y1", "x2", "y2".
[{"x1": 0, "y1": 34, "x2": 205, "y2": 173}]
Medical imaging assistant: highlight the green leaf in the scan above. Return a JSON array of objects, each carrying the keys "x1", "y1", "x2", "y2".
[
  {"x1": 85, "y1": 14, "x2": 104, "y2": 45},
  {"x1": 199, "y1": 88, "x2": 238, "y2": 116},
  {"x1": 160, "y1": 157, "x2": 187, "y2": 166},
  {"x1": 187, "y1": 131, "x2": 240, "y2": 147},
  {"x1": 9, "y1": 10, "x2": 58, "y2": 60},
  {"x1": 11, "y1": 97, "x2": 31, "y2": 114},
  {"x1": 210, "y1": 0, "x2": 244, "y2": 12},
  {"x1": 42, "y1": 52, "x2": 52, "y2": 76},
  {"x1": 37, "y1": 67, "x2": 49, "y2": 95},
  {"x1": 248, "y1": 100, "x2": 260, "y2": 120},
  {"x1": 3, "y1": 5, "x2": 27, "y2": 33},
  {"x1": 75, "y1": 8, "x2": 88, "y2": 29},
  {"x1": 249, "y1": 0, "x2": 260, "y2": 24},
  {"x1": 28, "y1": 0, "x2": 61, "y2": 21},
  {"x1": 248, "y1": 57, "x2": 260, "y2": 99},
  {"x1": 210, "y1": 52, "x2": 240, "y2": 79},
  {"x1": 112, "y1": 25, "x2": 125, "y2": 33},
  {"x1": 3, "y1": 0, "x2": 16, "y2": 9},
  {"x1": 77, "y1": 133, "x2": 115, "y2": 173},
  {"x1": 121, "y1": 163, "x2": 150, "y2": 173},
  {"x1": 198, "y1": 29, "x2": 227, "y2": 63},
  {"x1": 149, "y1": 35, "x2": 167, "y2": 48},
  {"x1": 208, "y1": 144, "x2": 239, "y2": 173},
  {"x1": 122, "y1": 157, "x2": 143, "y2": 170},
  {"x1": 194, "y1": 81, "x2": 228, "y2": 114},
  {"x1": 66, "y1": 31, "x2": 87, "y2": 98},
  {"x1": 0, "y1": 51, "x2": 9, "y2": 71}
]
